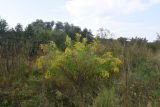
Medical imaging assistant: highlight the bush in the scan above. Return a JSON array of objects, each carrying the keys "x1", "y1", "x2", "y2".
[{"x1": 36, "y1": 34, "x2": 121, "y2": 107}]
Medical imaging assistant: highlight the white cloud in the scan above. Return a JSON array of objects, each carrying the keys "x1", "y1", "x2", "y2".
[
  {"x1": 66, "y1": 0, "x2": 160, "y2": 19},
  {"x1": 65, "y1": 0, "x2": 160, "y2": 41}
]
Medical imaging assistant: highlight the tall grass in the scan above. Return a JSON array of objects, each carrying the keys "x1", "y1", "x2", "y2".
[{"x1": 92, "y1": 88, "x2": 118, "y2": 107}]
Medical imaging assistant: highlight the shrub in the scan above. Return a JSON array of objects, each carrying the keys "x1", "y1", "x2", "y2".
[{"x1": 36, "y1": 33, "x2": 121, "y2": 107}]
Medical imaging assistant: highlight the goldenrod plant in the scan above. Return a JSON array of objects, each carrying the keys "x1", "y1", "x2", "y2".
[{"x1": 36, "y1": 33, "x2": 121, "y2": 107}]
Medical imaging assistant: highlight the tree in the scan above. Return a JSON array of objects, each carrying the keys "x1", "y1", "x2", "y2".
[
  {"x1": 15, "y1": 23, "x2": 23, "y2": 32},
  {"x1": 55, "y1": 21, "x2": 64, "y2": 31},
  {"x1": 25, "y1": 25, "x2": 34, "y2": 38},
  {"x1": 156, "y1": 33, "x2": 160, "y2": 42},
  {"x1": 45, "y1": 21, "x2": 54, "y2": 30},
  {"x1": 64, "y1": 22, "x2": 70, "y2": 33},
  {"x1": 82, "y1": 28, "x2": 93, "y2": 42},
  {"x1": 0, "y1": 18, "x2": 8, "y2": 34},
  {"x1": 97, "y1": 28, "x2": 113, "y2": 39},
  {"x1": 117, "y1": 37, "x2": 128, "y2": 45}
]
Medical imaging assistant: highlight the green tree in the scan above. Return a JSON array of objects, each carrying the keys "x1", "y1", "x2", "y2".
[
  {"x1": 55, "y1": 21, "x2": 64, "y2": 31},
  {"x1": 0, "y1": 17, "x2": 8, "y2": 34}
]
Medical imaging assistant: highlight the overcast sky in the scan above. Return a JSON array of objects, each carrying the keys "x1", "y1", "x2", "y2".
[{"x1": 0, "y1": 0, "x2": 160, "y2": 41}]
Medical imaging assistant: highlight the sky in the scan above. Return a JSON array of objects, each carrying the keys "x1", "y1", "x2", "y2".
[{"x1": 0, "y1": 0, "x2": 160, "y2": 41}]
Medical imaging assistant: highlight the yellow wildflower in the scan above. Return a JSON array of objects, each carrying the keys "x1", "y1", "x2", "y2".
[
  {"x1": 57, "y1": 55, "x2": 65, "y2": 62},
  {"x1": 36, "y1": 56, "x2": 44, "y2": 69},
  {"x1": 45, "y1": 70, "x2": 51, "y2": 79},
  {"x1": 65, "y1": 48, "x2": 72, "y2": 55},
  {"x1": 97, "y1": 58, "x2": 106, "y2": 65},
  {"x1": 65, "y1": 36, "x2": 71, "y2": 46},
  {"x1": 75, "y1": 33, "x2": 81, "y2": 41},
  {"x1": 113, "y1": 67, "x2": 119, "y2": 73},
  {"x1": 82, "y1": 38, "x2": 87, "y2": 44},
  {"x1": 110, "y1": 62, "x2": 116, "y2": 66},
  {"x1": 101, "y1": 71, "x2": 110, "y2": 79},
  {"x1": 115, "y1": 58, "x2": 122, "y2": 65},
  {"x1": 103, "y1": 52, "x2": 113, "y2": 58},
  {"x1": 40, "y1": 44, "x2": 49, "y2": 53},
  {"x1": 51, "y1": 61, "x2": 58, "y2": 68},
  {"x1": 74, "y1": 42, "x2": 85, "y2": 51}
]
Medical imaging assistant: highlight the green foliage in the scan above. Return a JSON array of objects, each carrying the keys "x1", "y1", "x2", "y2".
[
  {"x1": 127, "y1": 60, "x2": 160, "y2": 107},
  {"x1": 92, "y1": 88, "x2": 119, "y2": 107},
  {"x1": 0, "y1": 17, "x2": 8, "y2": 33},
  {"x1": 101, "y1": 37, "x2": 160, "y2": 107},
  {"x1": 36, "y1": 34, "x2": 121, "y2": 107}
]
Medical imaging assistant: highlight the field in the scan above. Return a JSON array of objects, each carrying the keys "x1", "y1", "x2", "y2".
[{"x1": 0, "y1": 18, "x2": 160, "y2": 107}]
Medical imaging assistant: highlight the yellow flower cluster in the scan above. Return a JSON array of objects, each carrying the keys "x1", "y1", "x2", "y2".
[
  {"x1": 103, "y1": 52, "x2": 113, "y2": 58},
  {"x1": 40, "y1": 44, "x2": 49, "y2": 53},
  {"x1": 36, "y1": 56, "x2": 44, "y2": 69},
  {"x1": 97, "y1": 58, "x2": 106, "y2": 65},
  {"x1": 65, "y1": 48, "x2": 72, "y2": 55},
  {"x1": 45, "y1": 70, "x2": 51, "y2": 79},
  {"x1": 75, "y1": 33, "x2": 81, "y2": 41},
  {"x1": 91, "y1": 39, "x2": 99, "y2": 52},
  {"x1": 65, "y1": 36, "x2": 71, "y2": 46},
  {"x1": 36, "y1": 34, "x2": 122, "y2": 82},
  {"x1": 113, "y1": 67, "x2": 119, "y2": 73},
  {"x1": 50, "y1": 56, "x2": 65, "y2": 70},
  {"x1": 57, "y1": 55, "x2": 65, "y2": 62},
  {"x1": 101, "y1": 71, "x2": 110, "y2": 79},
  {"x1": 82, "y1": 38, "x2": 87, "y2": 44},
  {"x1": 74, "y1": 42, "x2": 85, "y2": 51},
  {"x1": 114, "y1": 58, "x2": 122, "y2": 65},
  {"x1": 51, "y1": 61, "x2": 58, "y2": 68}
]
